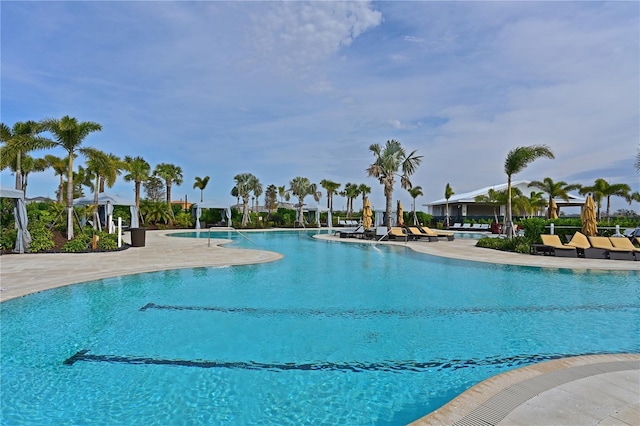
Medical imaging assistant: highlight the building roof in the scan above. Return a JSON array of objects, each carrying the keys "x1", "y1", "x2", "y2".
[{"x1": 424, "y1": 180, "x2": 585, "y2": 206}]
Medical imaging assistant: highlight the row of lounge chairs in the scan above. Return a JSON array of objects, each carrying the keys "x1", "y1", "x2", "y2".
[
  {"x1": 337, "y1": 220, "x2": 360, "y2": 227},
  {"x1": 450, "y1": 223, "x2": 490, "y2": 231},
  {"x1": 335, "y1": 226, "x2": 455, "y2": 242},
  {"x1": 536, "y1": 232, "x2": 640, "y2": 260}
]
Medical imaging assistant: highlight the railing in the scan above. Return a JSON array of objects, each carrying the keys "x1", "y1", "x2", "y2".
[{"x1": 208, "y1": 226, "x2": 258, "y2": 247}]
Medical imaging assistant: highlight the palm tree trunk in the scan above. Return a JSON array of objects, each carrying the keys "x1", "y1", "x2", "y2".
[
  {"x1": 505, "y1": 176, "x2": 514, "y2": 238},
  {"x1": 66, "y1": 155, "x2": 74, "y2": 240},
  {"x1": 385, "y1": 188, "x2": 393, "y2": 229}
]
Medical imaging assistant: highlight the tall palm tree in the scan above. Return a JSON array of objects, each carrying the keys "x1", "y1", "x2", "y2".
[
  {"x1": 253, "y1": 183, "x2": 263, "y2": 212},
  {"x1": 407, "y1": 185, "x2": 423, "y2": 225},
  {"x1": 233, "y1": 173, "x2": 261, "y2": 227},
  {"x1": 580, "y1": 178, "x2": 632, "y2": 222},
  {"x1": 123, "y1": 156, "x2": 151, "y2": 213},
  {"x1": 444, "y1": 183, "x2": 454, "y2": 227},
  {"x1": 289, "y1": 176, "x2": 321, "y2": 226},
  {"x1": 39, "y1": 116, "x2": 102, "y2": 239},
  {"x1": 193, "y1": 176, "x2": 210, "y2": 203},
  {"x1": 154, "y1": 163, "x2": 183, "y2": 215},
  {"x1": 0, "y1": 121, "x2": 50, "y2": 191},
  {"x1": 503, "y1": 145, "x2": 554, "y2": 237},
  {"x1": 366, "y1": 140, "x2": 422, "y2": 229},
  {"x1": 528, "y1": 177, "x2": 581, "y2": 219},
  {"x1": 45, "y1": 154, "x2": 68, "y2": 203},
  {"x1": 320, "y1": 179, "x2": 340, "y2": 215}
]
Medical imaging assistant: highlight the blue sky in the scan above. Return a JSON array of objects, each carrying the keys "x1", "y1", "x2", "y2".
[{"x1": 2, "y1": 1, "x2": 639, "y2": 213}]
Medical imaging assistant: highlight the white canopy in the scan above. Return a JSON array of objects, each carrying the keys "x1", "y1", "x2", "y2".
[
  {"x1": 0, "y1": 186, "x2": 31, "y2": 253},
  {"x1": 192, "y1": 201, "x2": 233, "y2": 229},
  {"x1": 73, "y1": 193, "x2": 139, "y2": 229}
]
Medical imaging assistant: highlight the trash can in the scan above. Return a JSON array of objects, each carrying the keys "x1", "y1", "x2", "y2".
[{"x1": 130, "y1": 228, "x2": 146, "y2": 247}]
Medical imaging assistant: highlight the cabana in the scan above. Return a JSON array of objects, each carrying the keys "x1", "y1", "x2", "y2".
[
  {"x1": 191, "y1": 201, "x2": 232, "y2": 229},
  {"x1": 0, "y1": 186, "x2": 32, "y2": 253},
  {"x1": 73, "y1": 193, "x2": 138, "y2": 231},
  {"x1": 297, "y1": 203, "x2": 326, "y2": 228}
]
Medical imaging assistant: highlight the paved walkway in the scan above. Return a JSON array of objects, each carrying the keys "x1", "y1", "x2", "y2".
[{"x1": 1, "y1": 229, "x2": 638, "y2": 425}]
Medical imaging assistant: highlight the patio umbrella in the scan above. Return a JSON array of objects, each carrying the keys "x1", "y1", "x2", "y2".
[
  {"x1": 548, "y1": 199, "x2": 558, "y2": 219},
  {"x1": 581, "y1": 194, "x2": 598, "y2": 236},
  {"x1": 362, "y1": 198, "x2": 373, "y2": 229},
  {"x1": 397, "y1": 200, "x2": 404, "y2": 226}
]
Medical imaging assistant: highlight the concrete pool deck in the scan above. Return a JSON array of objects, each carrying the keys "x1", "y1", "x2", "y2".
[{"x1": 1, "y1": 228, "x2": 638, "y2": 425}]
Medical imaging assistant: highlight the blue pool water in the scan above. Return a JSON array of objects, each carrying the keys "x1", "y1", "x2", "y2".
[{"x1": 1, "y1": 230, "x2": 638, "y2": 425}]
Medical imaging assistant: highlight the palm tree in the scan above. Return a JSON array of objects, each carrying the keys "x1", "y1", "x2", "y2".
[
  {"x1": 233, "y1": 173, "x2": 261, "y2": 226},
  {"x1": 366, "y1": 140, "x2": 423, "y2": 229},
  {"x1": 528, "y1": 177, "x2": 581, "y2": 219},
  {"x1": 277, "y1": 185, "x2": 290, "y2": 205},
  {"x1": 358, "y1": 183, "x2": 372, "y2": 211},
  {"x1": 474, "y1": 188, "x2": 516, "y2": 225},
  {"x1": 526, "y1": 190, "x2": 547, "y2": 217},
  {"x1": 580, "y1": 178, "x2": 632, "y2": 222},
  {"x1": 84, "y1": 149, "x2": 122, "y2": 227},
  {"x1": 407, "y1": 185, "x2": 423, "y2": 225},
  {"x1": 45, "y1": 154, "x2": 68, "y2": 203},
  {"x1": 19, "y1": 155, "x2": 48, "y2": 198},
  {"x1": 320, "y1": 179, "x2": 340, "y2": 215},
  {"x1": 444, "y1": 183, "x2": 454, "y2": 227},
  {"x1": 193, "y1": 176, "x2": 210, "y2": 203},
  {"x1": 123, "y1": 156, "x2": 151, "y2": 212},
  {"x1": 265, "y1": 184, "x2": 278, "y2": 216},
  {"x1": 503, "y1": 145, "x2": 554, "y2": 237},
  {"x1": 154, "y1": 163, "x2": 183, "y2": 215},
  {"x1": 0, "y1": 121, "x2": 50, "y2": 191},
  {"x1": 39, "y1": 116, "x2": 102, "y2": 239},
  {"x1": 289, "y1": 176, "x2": 321, "y2": 226},
  {"x1": 340, "y1": 182, "x2": 360, "y2": 218},
  {"x1": 253, "y1": 183, "x2": 263, "y2": 212}
]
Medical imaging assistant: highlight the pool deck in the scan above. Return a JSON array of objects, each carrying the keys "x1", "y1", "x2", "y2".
[{"x1": 1, "y1": 229, "x2": 638, "y2": 425}]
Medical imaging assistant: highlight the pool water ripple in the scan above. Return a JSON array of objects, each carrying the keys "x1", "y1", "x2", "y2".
[{"x1": 1, "y1": 230, "x2": 638, "y2": 425}]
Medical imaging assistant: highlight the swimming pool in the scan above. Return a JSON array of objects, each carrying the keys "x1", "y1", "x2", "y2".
[{"x1": 1, "y1": 230, "x2": 638, "y2": 425}]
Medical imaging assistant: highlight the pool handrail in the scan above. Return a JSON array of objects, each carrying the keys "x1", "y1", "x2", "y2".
[{"x1": 208, "y1": 226, "x2": 258, "y2": 247}]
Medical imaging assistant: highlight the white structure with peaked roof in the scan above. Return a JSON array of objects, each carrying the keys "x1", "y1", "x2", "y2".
[{"x1": 424, "y1": 180, "x2": 585, "y2": 220}]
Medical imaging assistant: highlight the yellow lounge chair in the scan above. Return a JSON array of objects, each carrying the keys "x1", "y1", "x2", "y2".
[
  {"x1": 539, "y1": 235, "x2": 578, "y2": 257},
  {"x1": 419, "y1": 226, "x2": 455, "y2": 241},
  {"x1": 609, "y1": 237, "x2": 639, "y2": 260},
  {"x1": 388, "y1": 227, "x2": 408, "y2": 241},
  {"x1": 406, "y1": 226, "x2": 437, "y2": 241},
  {"x1": 588, "y1": 236, "x2": 635, "y2": 261},
  {"x1": 565, "y1": 232, "x2": 602, "y2": 258}
]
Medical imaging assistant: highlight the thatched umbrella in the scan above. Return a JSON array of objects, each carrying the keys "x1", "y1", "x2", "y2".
[{"x1": 581, "y1": 194, "x2": 598, "y2": 236}]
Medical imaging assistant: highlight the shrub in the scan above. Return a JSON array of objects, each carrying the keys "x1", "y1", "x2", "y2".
[
  {"x1": 476, "y1": 236, "x2": 529, "y2": 253},
  {"x1": 519, "y1": 217, "x2": 546, "y2": 243},
  {"x1": 61, "y1": 235, "x2": 90, "y2": 253},
  {"x1": 0, "y1": 227, "x2": 17, "y2": 251},
  {"x1": 28, "y1": 223, "x2": 55, "y2": 253},
  {"x1": 173, "y1": 211, "x2": 193, "y2": 229}
]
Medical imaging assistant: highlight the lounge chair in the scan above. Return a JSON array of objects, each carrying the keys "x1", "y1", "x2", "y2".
[
  {"x1": 609, "y1": 237, "x2": 639, "y2": 260},
  {"x1": 470, "y1": 223, "x2": 483, "y2": 230},
  {"x1": 451, "y1": 222, "x2": 462, "y2": 229},
  {"x1": 539, "y1": 234, "x2": 578, "y2": 257},
  {"x1": 461, "y1": 223, "x2": 472, "y2": 230},
  {"x1": 589, "y1": 236, "x2": 635, "y2": 261},
  {"x1": 565, "y1": 232, "x2": 605, "y2": 259},
  {"x1": 406, "y1": 226, "x2": 437, "y2": 241},
  {"x1": 479, "y1": 223, "x2": 490, "y2": 231},
  {"x1": 335, "y1": 225, "x2": 365, "y2": 239},
  {"x1": 419, "y1": 226, "x2": 455, "y2": 241},
  {"x1": 388, "y1": 227, "x2": 408, "y2": 242}
]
